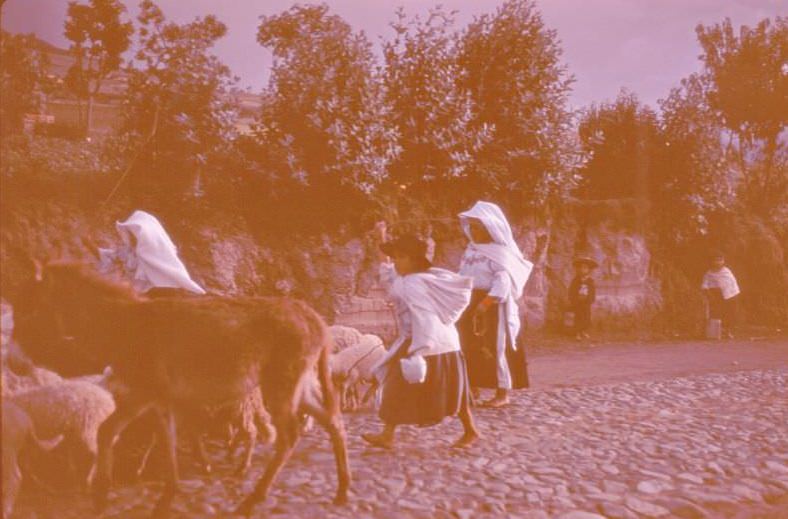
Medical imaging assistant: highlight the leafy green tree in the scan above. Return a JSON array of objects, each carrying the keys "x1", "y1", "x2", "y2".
[
  {"x1": 382, "y1": 6, "x2": 491, "y2": 213},
  {"x1": 252, "y1": 3, "x2": 399, "y2": 230},
  {"x1": 64, "y1": 0, "x2": 132, "y2": 134},
  {"x1": 255, "y1": 4, "x2": 398, "y2": 193},
  {"x1": 577, "y1": 90, "x2": 666, "y2": 205},
  {"x1": 696, "y1": 16, "x2": 787, "y2": 216},
  {"x1": 657, "y1": 74, "x2": 734, "y2": 242},
  {"x1": 457, "y1": 0, "x2": 583, "y2": 210},
  {"x1": 0, "y1": 32, "x2": 50, "y2": 135},
  {"x1": 121, "y1": 0, "x2": 236, "y2": 196}
]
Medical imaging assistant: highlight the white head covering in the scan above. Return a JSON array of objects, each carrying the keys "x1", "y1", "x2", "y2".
[
  {"x1": 458, "y1": 201, "x2": 533, "y2": 299},
  {"x1": 114, "y1": 210, "x2": 206, "y2": 294}
]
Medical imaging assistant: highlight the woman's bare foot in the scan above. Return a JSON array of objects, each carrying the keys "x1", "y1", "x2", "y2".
[
  {"x1": 362, "y1": 432, "x2": 394, "y2": 449},
  {"x1": 482, "y1": 396, "x2": 510, "y2": 408},
  {"x1": 452, "y1": 431, "x2": 480, "y2": 448}
]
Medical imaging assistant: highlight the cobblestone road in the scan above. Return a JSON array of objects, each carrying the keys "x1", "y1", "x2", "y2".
[{"x1": 13, "y1": 367, "x2": 788, "y2": 518}]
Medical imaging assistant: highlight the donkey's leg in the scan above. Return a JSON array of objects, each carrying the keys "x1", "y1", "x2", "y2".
[
  {"x1": 193, "y1": 434, "x2": 212, "y2": 475},
  {"x1": 234, "y1": 404, "x2": 301, "y2": 516},
  {"x1": 151, "y1": 407, "x2": 179, "y2": 519},
  {"x1": 300, "y1": 400, "x2": 351, "y2": 505},
  {"x1": 93, "y1": 400, "x2": 152, "y2": 512},
  {"x1": 135, "y1": 432, "x2": 157, "y2": 480}
]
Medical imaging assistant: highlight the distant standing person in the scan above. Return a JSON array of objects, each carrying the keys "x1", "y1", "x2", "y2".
[
  {"x1": 98, "y1": 209, "x2": 206, "y2": 295},
  {"x1": 568, "y1": 256, "x2": 598, "y2": 340},
  {"x1": 362, "y1": 223, "x2": 480, "y2": 449},
  {"x1": 457, "y1": 201, "x2": 533, "y2": 408},
  {"x1": 701, "y1": 251, "x2": 740, "y2": 339}
]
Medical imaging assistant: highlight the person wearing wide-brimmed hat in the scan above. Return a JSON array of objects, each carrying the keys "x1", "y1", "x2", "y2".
[
  {"x1": 457, "y1": 201, "x2": 534, "y2": 408},
  {"x1": 361, "y1": 222, "x2": 480, "y2": 449},
  {"x1": 568, "y1": 255, "x2": 598, "y2": 340}
]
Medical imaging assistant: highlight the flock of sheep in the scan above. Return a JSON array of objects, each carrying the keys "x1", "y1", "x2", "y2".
[{"x1": 1, "y1": 302, "x2": 386, "y2": 518}]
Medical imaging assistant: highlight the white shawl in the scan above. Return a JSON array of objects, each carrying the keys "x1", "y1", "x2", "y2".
[
  {"x1": 702, "y1": 267, "x2": 740, "y2": 300},
  {"x1": 459, "y1": 201, "x2": 533, "y2": 349},
  {"x1": 372, "y1": 266, "x2": 472, "y2": 378},
  {"x1": 100, "y1": 210, "x2": 206, "y2": 295}
]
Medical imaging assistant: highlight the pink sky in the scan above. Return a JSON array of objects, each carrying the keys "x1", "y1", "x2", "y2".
[{"x1": 2, "y1": 0, "x2": 782, "y2": 109}]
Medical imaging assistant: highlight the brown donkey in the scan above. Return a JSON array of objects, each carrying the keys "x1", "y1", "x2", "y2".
[{"x1": 11, "y1": 261, "x2": 351, "y2": 517}]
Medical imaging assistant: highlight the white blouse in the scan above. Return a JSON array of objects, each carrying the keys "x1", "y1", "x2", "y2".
[
  {"x1": 379, "y1": 262, "x2": 462, "y2": 357},
  {"x1": 458, "y1": 248, "x2": 512, "y2": 301}
]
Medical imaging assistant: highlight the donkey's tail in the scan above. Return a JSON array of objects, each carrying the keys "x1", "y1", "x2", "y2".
[{"x1": 317, "y1": 332, "x2": 339, "y2": 416}]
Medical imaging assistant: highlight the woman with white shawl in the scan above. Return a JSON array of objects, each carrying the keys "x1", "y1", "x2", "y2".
[
  {"x1": 701, "y1": 251, "x2": 740, "y2": 338},
  {"x1": 362, "y1": 223, "x2": 480, "y2": 449},
  {"x1": 98, "y1": 210, "x2": 206, "y2": 295},
  {"x1": 457, "y1": 201, "x2": 533, "y2": 408}
]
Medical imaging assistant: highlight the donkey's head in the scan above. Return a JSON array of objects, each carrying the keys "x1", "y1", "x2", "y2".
[{"x1": 10, "y1": 260, "x2": 132, "y2": 376}]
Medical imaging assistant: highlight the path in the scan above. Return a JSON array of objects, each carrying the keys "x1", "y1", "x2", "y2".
[{"x1": 11, "y1": 339, "x2": 788, "y2": 518}]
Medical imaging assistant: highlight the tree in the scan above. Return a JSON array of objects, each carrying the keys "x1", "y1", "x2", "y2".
[
  {"x1": 253, "y1": 4, "x2": 399, "y2": 229},
  {"x1": 382, "y1": 5, "x2": 492, "y2": 214},
  {"x1": 64, "y1": 0, "x2": 132, "y2": 134},
  {"x1": 0, "y1": 32, "x2": 50, "y2": 135},
  {"x1": 457, "y1": 0, "x2": 583, "y2": 210},
  {"x1": 695, "y1": 17, "x2": 787, "y2": 215},
  {"x1": 120, "y1": 0, "x2": 236, "y2": 197},
  {"x1": 657, "y1": 74, "x2": 734, "y2": 243},
  {"x1": 577, "y1": 90, "x2": 662, "y2": 200}
]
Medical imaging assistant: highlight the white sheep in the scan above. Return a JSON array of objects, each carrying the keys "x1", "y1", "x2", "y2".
[
  {"x1": 1, "y1": 363, "x2": 63, "y2": 397},
  {"x1": 9, "y1": 379, "x2": 116, "y2": 485},
  {"x1": 329, "y1": 334, "x2": 386, "y2": 411},
  {"x1": 2, "y1": 401, "x2": 63, "y2": 518},
  {"x1": 328, "y1": 324, "x2": 364, "y2": 353},
  {"x1": 221, "y1": 386, "x2": 276, "y2": 476}
]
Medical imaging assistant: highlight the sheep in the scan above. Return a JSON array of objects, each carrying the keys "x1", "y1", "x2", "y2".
[
  {"x1": 222, "y1": 386, "x2": 277, "y2": 475},
  {"x1": 2, "y1": 401, "x2": 63, "y2": 518},
  {"x1": 1, "y1": 361, "x2": 63, "y2": 397},
  {"x1": 329, "y1": 334, "x2": 387, "y2": 412},
  {"x1": 133, "y1": 386, "x2": 277, "y2": 479},
  {"x1": 329, "y1": 324, "x2": 364, "y2": 353},
  {"x1": 9, "y1": 379, "x2": 116, "y2": 486}
]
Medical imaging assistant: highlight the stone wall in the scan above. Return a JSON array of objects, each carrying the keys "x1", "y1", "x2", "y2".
[{"x1": 1, "y1": 202, "x2": 661, "y2": 339}]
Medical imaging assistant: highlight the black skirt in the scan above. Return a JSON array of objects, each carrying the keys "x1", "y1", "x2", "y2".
[
  {"x1": 458, "y1": 290, "x2": 530, "y2": 390},
  {"x1": 378, "y1": 343, "x2": 470, "y2": 427}
]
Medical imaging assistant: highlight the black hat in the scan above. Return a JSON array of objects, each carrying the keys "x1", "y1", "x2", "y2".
[{"x1": 380, "y1": 235, "x2": 432, "y2": 269}]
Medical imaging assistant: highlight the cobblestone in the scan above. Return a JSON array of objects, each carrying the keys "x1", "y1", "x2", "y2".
[{"x1": 11, "y1": 369, "x2": 788, "y2": 518}]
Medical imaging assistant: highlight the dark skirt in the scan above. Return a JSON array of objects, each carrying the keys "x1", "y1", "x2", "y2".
[
  {"x1": 458, "y1": 290, "x2": 530, "y2": 390},
  {"x1": 573, "y1": 303, "x2": 592, "y2": 333},
  {"x1": 379, "y1": 344, "x2": 470, "y2": 427},
  {"x1": 707, "y1": 288, "x2": 737, "y2": 332}
]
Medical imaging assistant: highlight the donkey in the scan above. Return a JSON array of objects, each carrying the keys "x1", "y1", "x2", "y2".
[{"x1": 10, "y1": 260, "x2": 351, "y2": 517}]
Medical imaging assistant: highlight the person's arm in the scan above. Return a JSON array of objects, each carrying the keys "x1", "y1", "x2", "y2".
[
  {"x1": 374, "y1": 221, "x2": 397, "y2": 291},
  {"x1": 477, "y1": 267, "x2": 510, "y2": 313},
  {"x1": 374, "y1": 221, "x2": 390, "y2": 264},
  {"x1": 588, "y1": 279, "x2": 596, "y2": 305}
]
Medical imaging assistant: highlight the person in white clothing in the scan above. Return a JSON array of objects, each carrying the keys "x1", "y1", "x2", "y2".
[
  {"x1": 362, "y1": 223, "x2": 480, "y2": 449},
  {"x1": 457, "y1": 201, "x2": 533, "y2": 408},
  {"x1": 701, "y1": 251, "x2": 740, "y2": 338},
  {"x1": 98, "y1": 210, "x2": 206, "y2": 296}
]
